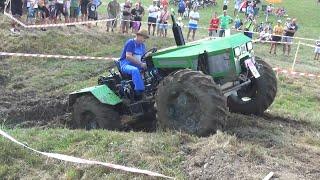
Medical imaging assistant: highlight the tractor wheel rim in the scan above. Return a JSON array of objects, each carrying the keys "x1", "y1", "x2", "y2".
[{"x1": 168, "y1": 92, "x2": 200, "y2": 130}]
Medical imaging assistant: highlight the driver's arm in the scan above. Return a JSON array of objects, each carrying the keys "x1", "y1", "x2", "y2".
[{"x1": 126, "y1": 52, "x2": 143, "y2": 67}]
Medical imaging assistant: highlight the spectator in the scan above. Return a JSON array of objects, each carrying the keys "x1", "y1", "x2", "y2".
[
  {"x1": 26, "y1": 0, "x2": 36, "y2": 25},
  {"x1": 70, "y1": 0, "x2": 79, "y2": 22},
  {"x1": 243, "y1": 13, "x2": 255, "y2": 39},
  {"x1": 314, "y1": 38, "x2": 320, "y2": 60},
  {"x1": 184, "y1": 0, "x2": 191, "y2": 19},
  {"x1": 253, "y1": 0, "x2": 260, "y2": 17},
  {"x1": 234, "y1": 0, "x2": 241, "y2": 16},
  {"x1": 246, "y1": 2, "x2": 254, "y2": 17},
  {"x1": 38, "y1": 0, "x2": 49, "y2": 30},
  {"x1": 80, "y1": 0, "x2": 89, "y2": 22},
  {"x1": 48, "y1": 0, "x2": 56, "y2": 24},
  {"x1": 106, "y1": 0, "x2": 120, "y2": 32},
  {"x1": 177, "y1": 0, "x2": 186, "y2": 17},
  {"x1": 208, "y1": 12, "x2": 219, "y2": 37},
  {"x1": 275, "y1": 7, "x2": 285, "y2": 18},
  {"x1": 147, "y1": 0, "x2": 158, "y2": 36},
  {"x1": 160, "y1": 0, "x2": 168, "y2": 7},
  {"x1": 131, "y1": 2, "x2": 144, "y2": 33},
  {"x1": 234, "y1": 14, "x2": 242, "y2": 30},
  {"x1": 159, "y1": 5, "x2": 169, "y2": 37},
  {"x1": 156, "y1": 5, "x2": 163, "y2": 36},
  {"x1": 10, "y1": 0, "x2": 23, "y2": 34},
  {"x1": 223, "y1": 0, "x2": 228, "y2": 10},
  {"x1": 218, "y1": 10, "x2": 233, "y2": 37},
  {"x1": 283, "y1": 18, "x2": 298, "y2": 56},
  {"x1": 284, "y1": 17, "x2": 291, "y2": 28},
  {"x1": 270, "y1": 20, "x2": 284, "y2": 54},
  {"x1": 137, "y1": 1, "x2": 145, "y2": 17},
  {"x1": 265, "y1": 3, "x2": 273, "y2": 22},
  {"x1": 121, "y1": 0, "x2": 131, "y2": 34},
  {"x1": 258, "y1": 27, "x2": 271, "y2": 42},
  {"x1": 64, "y1": 0, "x2": 71, "y2": 21},
  {"x1": 187, "y1": 6, "x2": 199, "y2": 41},
  {"x1": 55, "y1": 0, "x2": 68, "y2": 23}
]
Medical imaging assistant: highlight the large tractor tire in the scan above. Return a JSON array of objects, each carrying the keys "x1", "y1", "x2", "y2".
[
  {"x1": 72, "y1": 94, "x2": 121, "y2": 130},
  {"x1": 227, "y1": 59, "x2": 277, "y2": 115},
  {"x1": 155, "y1": 69, "x2": 228, "y2": 136}
]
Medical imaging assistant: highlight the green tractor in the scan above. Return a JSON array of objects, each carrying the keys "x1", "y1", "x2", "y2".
[{"x1": 69, "y1": 15, "x2": 277, "y2": 136}]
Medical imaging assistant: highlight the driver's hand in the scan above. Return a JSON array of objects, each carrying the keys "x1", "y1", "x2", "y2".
[
  {"x1": 140, "y1": 63, "x2": 147, "y2": 70},
  {"x1": 145, "y1": 52, "x2": 152, "y2": 57}
]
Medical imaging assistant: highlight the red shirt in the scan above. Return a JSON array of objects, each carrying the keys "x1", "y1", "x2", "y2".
[{"x1": 209, "y1": 18, "x2": 219, "y2": 31}]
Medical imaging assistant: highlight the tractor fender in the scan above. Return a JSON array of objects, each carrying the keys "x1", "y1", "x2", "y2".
[{"x1": 69, "y1": 85, "x2": 122, "y2": 107}]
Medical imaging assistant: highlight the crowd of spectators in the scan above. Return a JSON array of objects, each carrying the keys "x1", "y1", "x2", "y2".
[{"x1": 4, "y1": 0, "x2": 305, "y2": 57}]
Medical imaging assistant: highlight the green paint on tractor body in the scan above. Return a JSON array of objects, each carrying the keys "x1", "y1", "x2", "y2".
[
  {"x1": 69, "y1": 85, "x2": 122, "y2": 106},
  {"x1": 152, "y1": 33, "x2": 252, "y2": 78}
]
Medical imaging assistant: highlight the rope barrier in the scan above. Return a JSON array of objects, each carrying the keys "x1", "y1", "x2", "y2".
[
  {"x1": 0, "y1": 129, "x2": 174, "y2": 179},
  {"x1": 1, "y1": 51, "x2": 319, "y2": 80},
  {"x1": 3, "y1": 5, "x2": 319, "y2": 42}
]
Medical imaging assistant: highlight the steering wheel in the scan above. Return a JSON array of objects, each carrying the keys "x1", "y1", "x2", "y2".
[{"x1": 141, "y1": 47, "x2": 157, "y2": 62}]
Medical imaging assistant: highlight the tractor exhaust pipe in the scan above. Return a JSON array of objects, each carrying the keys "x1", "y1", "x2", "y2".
[{"x1": 171, "y1": 13, "x2": 185, "y2": 46}]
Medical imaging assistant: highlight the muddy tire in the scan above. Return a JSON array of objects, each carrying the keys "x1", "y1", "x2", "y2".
[
  {"x1": 227, "y1": 59, "x2": 277, "y2": 115},
  {"x1": 72, "y1": 94, "x2": 121, "y2": 130},
  {"x1": 155, "y1": 69, "x2": 228, "y2": 136}
]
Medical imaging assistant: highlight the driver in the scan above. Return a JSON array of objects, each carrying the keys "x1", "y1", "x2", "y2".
[{"x1": 119, "y1": 29, "x2": 149, "y2": 99}]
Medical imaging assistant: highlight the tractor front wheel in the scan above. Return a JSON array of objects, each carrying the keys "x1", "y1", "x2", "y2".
[
  {"x1": 227, "y1": 59, "x2": 277, "y2": 115},
  {"x1": 72, "y1": 94, "x2": 121, "y2": 130},
  {"x1": 155, "y1": 69, "x2": 228, "y2": 136}
]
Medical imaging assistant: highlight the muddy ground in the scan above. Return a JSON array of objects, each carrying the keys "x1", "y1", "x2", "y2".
[
  {"x1": 0, "y1": 72, "x2": 68, "y2": 128},
  {"x1": 1, "y1": 75, "x2": 320, "y2": 179},
  {"x1": 183, "y1": 113, "x2": 320, "y2": 179}
]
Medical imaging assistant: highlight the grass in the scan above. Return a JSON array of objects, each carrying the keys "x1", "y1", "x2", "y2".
[{"x1": 1, "y1": 0, "x2": 320, "y2": 179}]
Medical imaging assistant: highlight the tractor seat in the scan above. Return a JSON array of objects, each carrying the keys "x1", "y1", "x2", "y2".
[{"x1": 114, "y1": 59, "x2": 132, "y2": 80}]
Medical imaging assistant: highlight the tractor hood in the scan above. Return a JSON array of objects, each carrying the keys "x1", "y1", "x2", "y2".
[{"x1": 152, "y1": 33, "x2": 251, "y2": 68}]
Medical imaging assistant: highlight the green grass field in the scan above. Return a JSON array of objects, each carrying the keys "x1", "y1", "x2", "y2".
[{"x1": 0, "y1": 0, "x2": 320, "y2": 179}]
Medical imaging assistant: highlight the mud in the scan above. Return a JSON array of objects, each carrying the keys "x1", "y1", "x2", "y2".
[
  {"x1": 0, "y1": 88, "x2": 68, "y2": 128},
  {"x1": 183, "y1": 113, "x2": 320, "y2": 180}
]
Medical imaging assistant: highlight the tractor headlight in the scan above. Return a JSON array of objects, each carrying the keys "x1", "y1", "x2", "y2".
[
  {"x1": 247, "y1": 41, "x2": 253, "y2": 51},
  {"x1": 234, "y1": 47, "x2": 241, "y2": 57}
]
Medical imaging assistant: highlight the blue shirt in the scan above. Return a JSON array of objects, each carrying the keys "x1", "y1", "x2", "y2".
[{"x1": 120, "y1": 39, "x2": 146, "y2": 67}]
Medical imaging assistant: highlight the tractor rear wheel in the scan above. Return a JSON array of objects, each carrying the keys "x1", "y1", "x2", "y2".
[
  {"x1": 227, "y1": 59, "x2": 277, "y2": 115},
  {"x1": 72, "y1": 94, "x2": 121, "y2": 130},
  {"x1": 155, "y1": 69, "x2": 228, "y2": 136}
]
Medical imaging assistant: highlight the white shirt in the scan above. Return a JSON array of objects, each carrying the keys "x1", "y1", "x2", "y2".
[
  {"x1": 57, "y1": 0, "x2": 64, "y2": 4},
  {"x1": 224, "y1": 0, "x2": 228, "y2": 5},
  {"x1": 148, "y1": 5, "x2": 158, "y2": 18},
  {"x1": 189, "y1": 11, "x2": 199, "y2": 25}
]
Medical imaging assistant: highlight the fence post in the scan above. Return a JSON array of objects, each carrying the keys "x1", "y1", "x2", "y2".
[{"x1": 291, "y1": 40, "x2": 301, "y2": 71}]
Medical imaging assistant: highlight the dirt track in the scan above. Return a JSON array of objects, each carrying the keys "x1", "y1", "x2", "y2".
[{"x1": 0, "y1": 79, "x2": 68, "y2": 128}]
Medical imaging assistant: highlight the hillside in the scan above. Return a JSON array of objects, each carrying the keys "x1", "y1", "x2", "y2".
[{"x1": 1, "y1": 0, "x2": 320, "y2": 179}]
